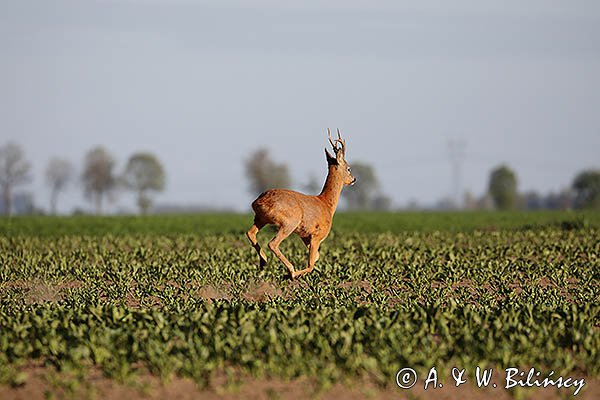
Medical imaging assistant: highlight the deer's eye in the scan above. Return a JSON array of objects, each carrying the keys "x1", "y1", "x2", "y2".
[{"x1": 347, "y1": 167, "x2": 351, "y2": 172}]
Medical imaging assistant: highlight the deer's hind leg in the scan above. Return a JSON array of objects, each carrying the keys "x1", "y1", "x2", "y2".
[
  {"x1": 268, "y1": 224, "x2": 298, "y2": 278},
  {"x1": 247, "y1": 219, "x2": 268, "y2": 267}
]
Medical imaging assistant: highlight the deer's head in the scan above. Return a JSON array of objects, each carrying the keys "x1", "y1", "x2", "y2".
[{"x1": 325, "y1": 128, "x2": 356, "y2": 186}]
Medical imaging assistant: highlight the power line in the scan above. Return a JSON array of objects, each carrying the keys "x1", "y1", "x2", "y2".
[{"x1": 447, "y1": 139, "x2": 466, "y2": 208}]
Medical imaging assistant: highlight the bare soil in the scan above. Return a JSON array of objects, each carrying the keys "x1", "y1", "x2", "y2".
[{"x1": 0, "y1": 365, "x2": 597, "y2": 400}]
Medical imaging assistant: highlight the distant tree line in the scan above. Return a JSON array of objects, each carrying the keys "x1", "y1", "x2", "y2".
[
  {"x1": 244, "y1": 148, "x2": 600, "y2": 212},
  {"x1": 477, "y1": 164, "x2": 600, "y2": 211},
  {"x1": 1, "y1": 140, "x2": 599, "y2": 215},
  {"x1": 0, "y1": 141, "x2": 165, "y2": 215}
]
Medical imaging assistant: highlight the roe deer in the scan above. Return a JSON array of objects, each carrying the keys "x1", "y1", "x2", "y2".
[{"x1": 246, "y1": 129, "x2": 356, "y2": 279}]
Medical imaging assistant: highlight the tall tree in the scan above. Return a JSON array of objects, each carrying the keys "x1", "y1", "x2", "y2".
[
  {"x1": 372, "y1": 194, "x2": 392, "y2": 211},
  {"x1": 488, "y1": 164, "x2": 518, "y2": 210},
  {"x1": 122, "y1": 153, "x2": 166, "y2": 214},
  {"x1": 0, "y1": 142, "x2": 32, "y2": 216},
  {"x1": 45, "y1": 157, "x2": 74, "y2": 214},
  {"x1": 341, "y1": 162, "x2": 379, "y2": 210},
  {"x1": 81, "y1": 146, "x2": 116, "y2": 215},
  {"x1": 572, "y1": 169, "x2": 600, "y2": 209},
  {"x1": 245, "y1": 148, "x2": 291, "y2": 196}
]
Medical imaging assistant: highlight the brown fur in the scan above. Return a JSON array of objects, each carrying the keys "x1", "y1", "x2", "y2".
[{"x1": 246, "y1": 130, "x2": 355, "y2": 278}]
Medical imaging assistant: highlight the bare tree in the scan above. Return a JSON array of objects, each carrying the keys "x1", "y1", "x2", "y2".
[
  {"x1": 45, "y1": 157, "x2": 74, "y2": 214},
  {"x1": 122, "y1": 152, "x2": 166, "y2": 214},
  {"x1": 81, "y1": 146, "x2": 116, "y2": 215},
  {"x1": 0, "y1": 142, "x2": 32, "y2": 216},
  {"x1": 245, "y1": 148, "x2": 291, "y2": 196}
]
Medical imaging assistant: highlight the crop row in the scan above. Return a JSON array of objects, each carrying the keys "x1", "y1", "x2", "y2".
[{"x1": 0, "y1": 214, "x2": 598, "y2": 390}]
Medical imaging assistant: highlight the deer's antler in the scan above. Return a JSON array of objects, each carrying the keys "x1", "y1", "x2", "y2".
[
  {"x1": 336, "y1": 128, "x2": 346, "y2": 155},
  {"x1": 327, "y1": 128, "x2": 336, "y2": 150},
  {"x1": 327, "y1": 128, "x2": 346, "y2": 155}
]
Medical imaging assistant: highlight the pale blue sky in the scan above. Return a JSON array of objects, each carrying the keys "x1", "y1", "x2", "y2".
[{"x1": 2, "y1": 0, "x2": 599, "y2": 212}]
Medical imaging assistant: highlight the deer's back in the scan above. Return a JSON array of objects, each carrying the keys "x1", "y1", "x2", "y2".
[{"x1": 252, "y1": 189, "x2": 331, "y2": 237}]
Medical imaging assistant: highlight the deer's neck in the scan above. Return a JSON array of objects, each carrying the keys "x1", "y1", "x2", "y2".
[{"x1": 318, "y1": 169, "x2": 344, "y2": 215}]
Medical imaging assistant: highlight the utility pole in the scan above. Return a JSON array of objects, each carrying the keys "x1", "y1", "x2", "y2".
[{"x1": 447, "y1": 139, "x2": 466, "y2": 209}]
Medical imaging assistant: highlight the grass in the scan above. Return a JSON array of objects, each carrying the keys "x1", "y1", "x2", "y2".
[{"x1": 0, "y1": 209, "x2": 597, "y2": 236}]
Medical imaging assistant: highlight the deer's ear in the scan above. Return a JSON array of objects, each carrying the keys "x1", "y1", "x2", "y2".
[{"x1": 325, "y1": 148, "x2": 338, "y2": 165}]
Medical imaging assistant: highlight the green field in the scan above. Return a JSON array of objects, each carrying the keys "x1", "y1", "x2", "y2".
[{"x1": 0, "y1": 211, "x2": 599, "y2": 398}]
